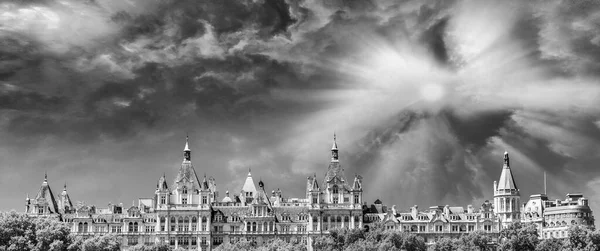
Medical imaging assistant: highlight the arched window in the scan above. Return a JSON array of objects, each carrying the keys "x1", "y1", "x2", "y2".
[
  {"x1": 182, "y1": 187, "x2": 187, "y2": 194},
  {"x1": 252, "y1": 222, "x2": 257, "y2": 232},
  {"x1": 78, "y1": 222, "x2": 83, "y2": 233},
  {"x1": 184, "y1": 217, "x2": 190, "y2": 232},
  {"x1": 344, "y1": 216, "x2": 349, "y2": 223},
  {"x1": 332, "y1": 185, "x2": 338, "y2": 194},
  {"x1": 270, "y1": 222, "x2": 274, "y2": 232},
  {"x1": 178, "y1": 217, "x2": 184, "y2": 232},
  {"x1": 247, "y1": 223, "x2": 252, "y2": 232},
  {"x1": 263, "y1": 222, "x2": 267, "y2": 232},
  {"x1": 83, "y1": 222, "x2": 88, "y2": 233}
]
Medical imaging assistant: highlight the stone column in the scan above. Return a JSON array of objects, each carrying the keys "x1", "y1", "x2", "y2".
[{"x1": 350, "y1": 215, "x2": 354, "y2": 229}]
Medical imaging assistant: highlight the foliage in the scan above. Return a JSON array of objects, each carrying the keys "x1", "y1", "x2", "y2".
[
  {"x1": 0, "y1": 211, "x2": 72, "y2": 251},
  {"x1": 562, "y1": 226, "x2": 600, "y2": 251},
  {"x1": 455, "y1": 230, "x2": 493, "y2": 251},
  {"x1": 214, "y1": 238, "x2": 306, "y2": 251},
  {"x1": 67, "y1": 234, "x2": 121, "y2": 251},
  {"x1": 428, "y1": 237, "x2": 457, "y2": 251},
  {"x1": 535, "y1": 238, "x2": 563, "y2": 251},
  {"x1": 312, "y1": 224, "x2": 425, "y2": 251},
  {"x1": 498, "y1": 223, "x2": 540, "y2": 251},
  {"x1": 129, "y1": 243, "x2": 170, "y2": 251}
]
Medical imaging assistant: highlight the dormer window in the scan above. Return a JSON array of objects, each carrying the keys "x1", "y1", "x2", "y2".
[
  {"x1": 332, "y1": 185, "x2": 339, "y2": 194},
  {"x1": 182, "y1": 187, "x2": 187, "y2": 194}
]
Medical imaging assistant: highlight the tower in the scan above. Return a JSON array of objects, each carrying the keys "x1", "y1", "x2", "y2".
[
  {"x1": 331, "y1": 132, "x2": 339, "y2": 161},
  {"x1": 494, "y1": 151, "x2": 521, "y2": 228}
]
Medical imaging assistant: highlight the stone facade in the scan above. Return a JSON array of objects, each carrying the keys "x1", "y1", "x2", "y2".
[
  {"x1": 25, "y1": 136, "x2": 595, "y2": 250},
  {"x1": 522, "y1": 193, "x2": 594, "y2": 239},
  {"x1": 25, "y1": 135, "x2": 363, "y2": 250}
]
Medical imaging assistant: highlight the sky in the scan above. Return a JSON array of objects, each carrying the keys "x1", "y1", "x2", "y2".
[{"x1": 2, "y1": 0, "x2": 600, "y2": 215}]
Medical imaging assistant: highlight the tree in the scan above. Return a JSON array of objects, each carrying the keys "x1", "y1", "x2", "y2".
[
  {"x1": 563, "y1": 226, "x2": 600, "y2": 251},
  {"x1": 535, "y1": 238, "x2": 563, "y2": 251},
  {"x1": 428, "y1": 237, "x2": 457, "y2": 251},
  {"x1": 383, "y1": 231, "x2": 426, "y2": 251},
  {"x1": 499, "y1": 223, "x2": 539, "y2": 251},
  {"x1": 213, "y1": 238, "x2": 255, "y2": 251},
  {"x1": 129, "y1": 243, "x2": 170, "y2": 251},
  {"x1": 0, "y1": 211, "x2": 72, "y2": 251},
  {"x1": 456, "y1": 230, "x2": 493, "y2": 251},
  {"x1": 67, "y1": 234, "x2": 121, "y2": 251}
]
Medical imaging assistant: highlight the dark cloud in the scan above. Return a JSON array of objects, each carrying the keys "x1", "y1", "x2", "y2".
[{"x1": 2, "y1": 0, "x2": 600, "y2": 215}]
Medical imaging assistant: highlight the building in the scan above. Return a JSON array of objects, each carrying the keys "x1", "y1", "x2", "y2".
[
  {"x1": 522, "y1": 193, "x2": 594, "y2": 239},
  {"x1": 25, "y1": 134, "x2": 364, "y2": 250},
  {"x1": 362, "y1": 151, "x2": 595, "y2": 244},
  {"x1": 25, "y1": 136, "x2": 595, "y2": 249}
]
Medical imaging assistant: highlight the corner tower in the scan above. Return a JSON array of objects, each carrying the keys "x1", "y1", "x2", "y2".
[{"x1": 493, "y1": 151, "x2": 521, "y2": 228}]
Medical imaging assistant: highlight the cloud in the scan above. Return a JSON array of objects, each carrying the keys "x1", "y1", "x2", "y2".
[{"x1": 2, "y1": 0, "x2": 600, "y2": 215}]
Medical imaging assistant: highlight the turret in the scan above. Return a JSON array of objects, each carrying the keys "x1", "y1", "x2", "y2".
[
  {"x1": 331, "y1": 132, "x2": 339, "y2": 161},
  {"x1": 493, "y1": 151, "x2": 521, "y2": 228}
]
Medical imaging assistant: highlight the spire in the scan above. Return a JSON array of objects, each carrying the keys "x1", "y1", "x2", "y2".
[
  {"x1": 64, "y1": 182, "x2": 67, "y2": 191},
  {"x1": 497, "y1": 151, "x2": 518, "y2": 190},
  {"x1": 332, "y1": 132, "x2": 338, "y2": 150},
  {"x1": 248, "y1": 168, "x2": 252, "y2": 176},
  {"x1": 183, "y1": 135, "x2": 191, "y2": 161},
  {"x1": 44, "y1": 172, "x2": 47, "y2": 182},
  {"x1": 331, "y1": 132, "x2": 339, "y2": 161}
]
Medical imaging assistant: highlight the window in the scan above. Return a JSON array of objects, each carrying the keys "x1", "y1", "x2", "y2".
[
  {"x1": 192, "y1": 217, "x2": 197, "y2": 231},
  {"x1": 182, "y1": 198, "x2": 187, "y2": 204},
  {"x1": 184, "y1": 217, "x2": 190, "y2": 232},
  {"x1": 344, "y1": 197, "x2": 349, "y2": 203},
  {"x1": 213, "y1": 236, "x2": 223, "y2": 245},
  {"x1": 191, "y1": 237, "x2": 197, "y2": 246},
  {"x1": 178, "y1": 217, "x2": 184, "y2": 232},
  {"x1": 182, "y1": 187, "x2": 187, "y2": 194},
  {"x1": 435, "y1": 225, "x2": 443, "y2": 232},
  {"x1": 419, "y1": 225, "x2": 425, "y2": 232},
  {"x1": 216, "y1": 214, "x2": 223, "y2": 222},
  {"x1": 144, "y1": 237, "x2": 153, "y2": 245},
  {"x1": 484, "y1": 225, "x2": 492, "y2": 232},
  {"x1": 354, "y1": 194, "x2": 359, "y2": 204},
  {"x1": 169, "y1": 237, "x2": 175, "y2": 246},
  {"x1": 170, "y1": 217, "x2": 176, "y2": 231},
  {"x1": 468, "y1": 225, "x2": 474, "y2": 232},
  {"x1": 252, "y1": 222, "x2": 257, "y2": 232},
  {"x1": 332, "y1": 185, "x2": 338, "y2": 194},
  {"x1": 127, "y1": 222, "x2": 138, "y2": 232},
  {"x1": 128, "y1": 237, "x2": 138, "y2": 246},
  {"x1": 201, "y1": 237, "x2": 207, "y2": 245},
  {"x1": 202, "y1": 195, "x2": 207, "y2": 204},
  {"x1": 282, "y1": 215, "x2": 290, "y2": 221},
  {"x1": 333, "y1": 197, "x2": 339, "y2": 204},
  {"x1": 145, "y1": 225, "x2": 155, "y2": 232},
  {"x1": 160, "y1": 217, "x2": 165, "y2": 231},
  {"x1": 160, "y1": 195, "x2": 166, "y2": 204},
  {"x1": 313, "y1": 197, "x2": 318, "y2": 204}
]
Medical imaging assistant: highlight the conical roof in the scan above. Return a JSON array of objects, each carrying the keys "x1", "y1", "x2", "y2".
[
  {"x1": 497, "y1": 152, "x2": 518, "y2": 190},
  {"x1": 173, "y1": 139, "x2": 201, "y2": 190},
  {"x1": 241, "y1": 170, "x2": 257, "y2": 193},
  {"x1": 34, "y1": 174, "x2": 59, "y2": 214}
]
